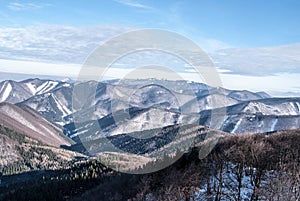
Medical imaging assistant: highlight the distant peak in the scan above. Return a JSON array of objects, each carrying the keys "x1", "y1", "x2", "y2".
[{"x1": 61, "y1": 78, "x2": 74, "y2": 83}]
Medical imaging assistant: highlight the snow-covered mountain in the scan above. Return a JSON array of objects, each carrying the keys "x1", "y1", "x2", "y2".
[
  {"x1": 200, "y1": 98, "x2": 300, "y2": 134},
  {"x1": 12, "y1": 79, "x2": 270, "y2": 126},
  {"x1": 69, "y1": 123, "x2": 227, "y2": 156},
  {"x1": 6, "y1": 78, "x2": 299, "y2": 138},
  {"x1": 19, "y1": 83, "x2": 74, "y2": 125},
  {"x1": 66, "y1": 97, "x2": 300, "y2": 142},
  {"x1": 64, "y1": 106, "x2": 201, "y2": 142},
  {"x1": 0, "y1": 78, "x2": 67, "y2": 104}
]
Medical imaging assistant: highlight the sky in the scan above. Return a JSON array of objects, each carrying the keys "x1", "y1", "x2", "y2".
[{"x1": 0, "y1": 0, "x2": 300, "y2": 96}]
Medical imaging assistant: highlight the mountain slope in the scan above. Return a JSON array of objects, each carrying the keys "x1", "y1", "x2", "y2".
[
  {"x1": 20, "y1": 84, "x2": 74, "y2": 125},
  {"x1": 0, "y1": 102, "x2": 73, "y2": 147},
  {"x1": 17, "y1": 79, "x2": 271, "y2": 126},
  {"x1": 0, "y1": 125, "x2": 83, "y2": 175},
  {"x1": 0, "y1": 132, "x2": 21, "y2": 167},
  {"x1": 200, "y1": 97, "x2": 300, "y2": 134},
  {"x1": 0, "y1": 80, "x2": 31, "y2": 103},
  {"x1": 64, "y1": 106, "x2": 201, "y2": 142},
  {"x1": 0, "y1": 78, "x2": 68, "y2": 104},
  {"x1": 69, "y1": 123, "x2": 228, "y2": 159}
]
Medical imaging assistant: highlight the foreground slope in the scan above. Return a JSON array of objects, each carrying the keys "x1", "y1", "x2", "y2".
[
  {"x1": 3, "y1": 128, "x2": 297, "y2": 201},
  {"x1": 0, "y1": 102, "x2": 73, "y2": 147},
  {"x1": 0, "y1": 125, "x2": 84, "y2": 175},
  {"x1": 70, "y1": 129, "x2": 300, "y2": 201}
]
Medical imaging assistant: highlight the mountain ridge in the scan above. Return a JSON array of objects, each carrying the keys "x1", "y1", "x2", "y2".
[{"x1": 2, "y1": 78, "x2": 300, "y2": 137}]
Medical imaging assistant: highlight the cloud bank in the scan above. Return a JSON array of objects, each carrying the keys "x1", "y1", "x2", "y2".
[
  {"x1": 0, "y1": 24, "x2": 299, "y2": 96},
  {"x1": 0, "y1": 25, "x2": 299, "y2": 77},
  {"x1": 212, "y1": 43, "x2": 300, "y2": 76},
  {"x1": 0, "y1": 25, "x2": 131, "y2": 64}
]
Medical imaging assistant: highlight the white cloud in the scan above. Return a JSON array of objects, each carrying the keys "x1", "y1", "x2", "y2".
[
  {"x1": 201, "y1": 38, "x2": 232, "y2": 52},
  {"x1": 0, "y1": 24, "x2": 299, "y2": 96},
  {"x1": 0, "y1": 59, "x2": 81, "y2": 77},
  {"x1": 114, "y1": 0, "x2": 153, "y2": 10},
  {"x1": 7, "y1": 2, "x2": 50, "y2": 11},
  {"x1": 220, "y1": 72, "x2": 300, "y2": 96},
  {"x1": 0, "y1": 25, "x2": 132, "y2": 63},
  {"x1": 1, "y1": 58, "x2": 299, "y2": 97},
  {"x1": 0, "y1": 24, "x2": 228, "y2": 68},
  {"x1": 211, "y1": 43, "x2": 300, "y2": 76}
]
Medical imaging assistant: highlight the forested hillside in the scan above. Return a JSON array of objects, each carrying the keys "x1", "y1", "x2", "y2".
[{"x1": 1, "y1": 129, "x2": 299, "y2": 201}]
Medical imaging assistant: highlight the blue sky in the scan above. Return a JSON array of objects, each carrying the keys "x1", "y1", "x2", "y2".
[
  {"x1": 1, "y1": 0, "x2": 300, "y2": 47},
  {"x1": 0, "y1": 0, "x2": 300, "y2": 96}
]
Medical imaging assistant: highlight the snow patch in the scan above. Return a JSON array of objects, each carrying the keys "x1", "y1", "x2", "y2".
[
  {"x1": 270, "y1": 118, "x2": 278, "y2": 131},
  {"x1": 0, "y1": 81, "x2": 12, "y2": 102},
  {"x1": 25, "y1": 82, "x2": 37, "y2": 95},
  {"x1": 25, "y1": 81, "x2": 59, "y2": 95},
  {"x1": 232, "y1": 118, "x2": 242, "y2": 133},
  {"x1": 36, "y1": 81, "x2": 58, "y2": 95},
  {"x1": 244, "y1": 101, "x2": 300, "y2": 116},
  {"x1": 51, "y1": 94, "x2": 72, "y2": 117},
  {"x1": 55, "y1": 121, "x2": 65, "y2": 126},
  {"x1": 70, "y1": 129, "x2": 89, "y2": 138},
  {"x1": 296, "y1": 102, "x2": 300, "y2": 112}
]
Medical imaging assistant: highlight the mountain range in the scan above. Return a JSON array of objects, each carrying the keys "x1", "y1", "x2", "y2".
[
  {"x1": 0, "y1": 78, "x2": 299, "y2": 156},
  {"x1": 0, "y1": 77, "x2": 299, "y2": 201}
]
